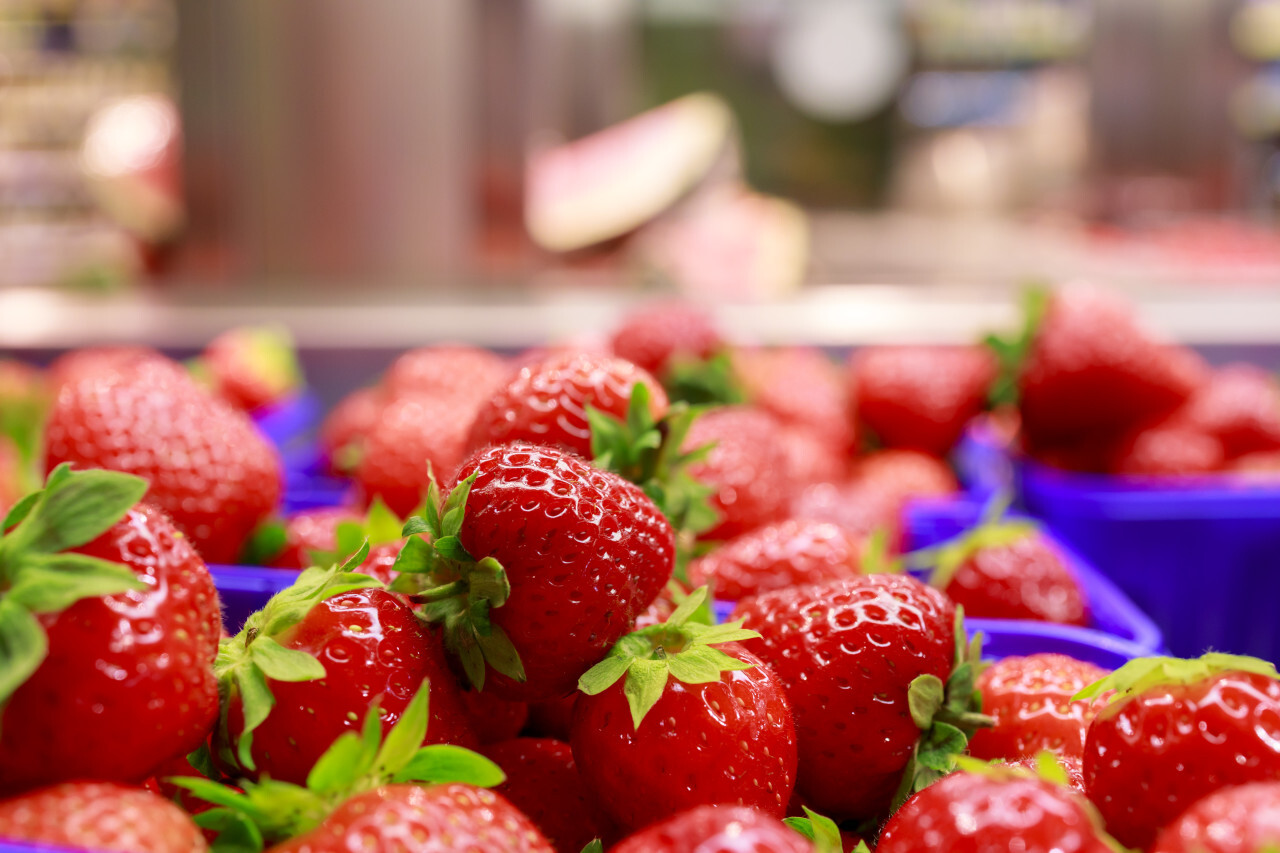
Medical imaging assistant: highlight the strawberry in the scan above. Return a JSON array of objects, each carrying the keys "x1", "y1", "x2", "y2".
[
  {"x1": 0, "y1": 782, "x2": 208, "y2": 853},
  {"x1": 195, "y1": 325, "x2": 302, "y2": 412},
  {"x1": 610, "y1": 805, "x2": 814, "y2": 853},
  {"x1": 967, "y1": 653, "x2": 1109, "y2": 761},
  {"x1": 1110, "y1": 418, "x2": 1225, "y2": 476},
  {"x1": 1177, "y1": 363, "x2": 1280, "y2": 459},
  {"x1": 853, "y1": 449, "x2": 959, "y2": 503},
  {"x1": 1003, "y1": 754, "x2": 1087, "y2": 793},
  {"x1": 688, "y1": 518, "x2": 864, "y2": 603},
  {"x1": 525, "y1": 694, "x2": 578, "y2": 741},
  {"x1": 460, "y1": 688, "x2": 529, "y2": 744},
  {"x1": 43, "y1": 355, "x2": 282, "y2": 563},
  {"x1": 1078, "y1": 653, "x2": 1280, "y2": 848},
  {"x1": 0, "y1": 437, "x2": 24, "y2": 515},
  {"x1": 46, "y1": 345, "x2": 166, "y2": 389},
  {"x1": 609, "y1": 302, "x2": 723, "y2": 378},
  {"x1": 268, "y1": 506, "x2": 363, "y2": 569},
  {"x1": 353, "y1": 393, "x2": 473, "y2": 516},
  {"x1": 481, "y1": 738, "x2": 605, "y2": 853},
  {"x1": 215, "y1": 561, "x2": 477, "y2": 784},
  {"x1": 778, "y1": 424, "x2": 852, "y2": 489},
  {"x1": 850, "y1": 346, "x2": 996, "y2": 456},
  {"x1": 381, "y1": 344, "x2": 511, "y2": 408},
  {"x1": 395, "y1": 443, "x2": 675, "y2": 701},
  {"x1": 318, "y1": 387, "x2": 384, "y2": 474},
  {"x1": 789, "y1": 482, "x2": 901, "y2": 543},
  {"x1": 683, "y1": 406, "x2": 794, "y2": 541},
  {"x1": 0, "y1": 468, "x2": 220, "y2": 795},
  {"x1": 732, "y1": 575, "x2": 987, "y2": 822},
  {"x1": 1149, "y1": 781, "x2": 1280, "y2": 853},
  {"x1": 1018, "y1": 286, "x2": 1206, "y2": 455},
  {"x1": 573, "y1": 589, "x2": 798, "y2": 833},
  {"x1": 735, "y1": 347, "x2": 854, "y2": 452},
  {"x1": 876, "y1": 763, "x2": 1115, "y2": 853}
]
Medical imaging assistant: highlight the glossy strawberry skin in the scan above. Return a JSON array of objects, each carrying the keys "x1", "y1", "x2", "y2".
[
  {"x1": 684, "y1": 407, "x2": 794, "y2": 541},
  {"x1": 43, "y1": 357, "x2": 283, "y2": 564},
  {"x1": 0, "y1": 504, "x2": 220, "y2": 796},
  {"x1": 0, "y1": 782, "x2": 208, "y2": 853},
  {"x1": 381, "y1": 345, "x2": 512, "y2": 408},
  {"x1": 319, "y1": 387, "x2": 384, "y2": 472},
  {"x1": 1084, "y1": 671, "x2": 1280, "y2": 848},
  {"x1": 460, "y1": 689, "x2": 529, "y2": 745},
  {"x1": 571, "y1": 643, "x2": 798, "y2": 834},
  {"x1": 467, "y1": 351, "x2": 668, "y2": 459},
  {"x1": 481, "y1": 738, "x2": 604, "y2": 853},
  {"x1": 609, "y1": 303, "x2": 722, "y2": 377},
  {"x1": 453, "y1": 444, "x2": 675, "y2": 701},
  {"x1": 270, "y1": 784, "x2": 553, "y2": 853},
  {"x1": 688, "y1": 518, "x2": 863, "y2": 602},
  {"x1": 968, "y1": 654, "x2": 1109, "y2": 761},
  {"x1": 354, "y1": 393, "x2": 473, "y2": 516},
  {"x1": 271, "y1": 506, "x2": 364, "y2": 569},
  {"x1": 1178, "y1": 363, "x2": 1280, "y2": 459},
  {"x1": 609, "y1": 805, "x2": 810, "y2": 853},
  {"x1": 221, "y1": 588, "x2": 477, "y2": 785},
  {"x1": 876, "y1": 770, "x2": 1113, "y2": 853},
  {"x1": 944, "y1": 534, "x2": 1089, "y2": 626},
  {"x1": 732, "y1": 575, "x2": 956, "y2": 821},
  {"x1": 851, "y1": 345, "x2": 996, "y2": 457},
  {"x1": 1149, "y1": 781, "x2": 1280, "y2": 853},
  {"x1": 1003, "y1": 755, "x2": 1087, "y2": 793}
]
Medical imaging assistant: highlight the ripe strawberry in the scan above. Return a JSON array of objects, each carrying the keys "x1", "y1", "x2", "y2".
[
  {"x1": 354, "y1": 392, "x2": 473, "y2": 516},
  {"x1": 851, "y1": 345, "x2": 996, "y2": 456},
  {"x1": 1079, "y1": 653, "x2": 1280, "y2": 848},
  {"x1": 481, "y1": 738, "x2": 605, "y2": 853},
  {"x1": 790, "y1": 481, "x2": 901, "y2": 544},
  {"x1": 0, "y1": 469, "x2": 220, "y2": 795},
  {"x1": 688, "y1": 518, "x2": 864, "y2": 602},
  {"x1": 610, "y1": 805, "x2": 812, "y2": 853},
  {"x1": 854, "y1": 449, "x2": 959, "y2": 503},
  {"x1": 609, "y1": 302, "x2": 722, "y2": 378},
  {"x1": 460, "y1": 688, "x2": 529, "y2": 744},
  {"x1": 43, "y1": 355, "x2": 282, "y2": 563},
  {"x1": 1178, "y1": 363, "x2": 1280, "y2": 459},
  {"x1": 196, "y1": 325, "x2": 302, "y2": 412},
  {"x1": 732, "y1": 575, "x2": 985, "y2": 822},
  {"x1": 216, "y1": 565, "x2": 477, "y2": 784},
  {"x1": 1110, "y1": 418, "x2": 1225, "y2": 476},
  {"x1": 466, "y1": 351, "x2": 668, "y2": 459},
  {"x1": 0, "y1": 782, "x2": 207, "y2": 853},
  {"x1": 270, "y1": 506, "x2": 364, "y2": 569},
  {"x1": 573, "y1": 590, "x2": 798, "y2": 833},
  {"x1": 318, "y1": 387, "x2": 384, "y2": 474},
  {"x1": 1018, "y1": 286, "x2": 1206, "y2": 454},
  {"x1": 381, "y1": 344, "x2": 511, "y2": 408},
  {"x1": 1003, "y1": 754, "x2": 1087, "y2": 793},
  {"x1": 967, "y1": 654, "x2": 1109, "y2": 761},
  {"x1": 0, "y1": 437, "x2": 24, "y2": 514},
  {"x1": 46, "y1": 345, "x2": 166, "y2": 389},
  {"x1": 735, "y1": 346, "x2": 854, "y2": 452},
  {"x1": 525, "y1": 694, "x2": 578, "y2": 741},
  {"x1": 778, "y1": 424, "x2": 852, "y2": 489},
  {"x1": 1149, "y1": 781, "x2": 1280, "y2": 853},
  {"x1": 876, "y1": 765, "x2": 1115, "y2": 853},
  {"x1": 399, "y1": 443, "x2": 675, "y2": 702},
  {"x1": 683, "y1": 406, "x2": 794, "y2": 541}
]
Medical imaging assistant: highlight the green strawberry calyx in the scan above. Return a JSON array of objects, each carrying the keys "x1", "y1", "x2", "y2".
[
  {"x1": 173, "y1": 679, "x2": 505, "y2": 853},
  {"x1": 0, "y1": 464, "x2": 148, "y2": 711},
  {"x1": 905, "y1": 493, "x2": 1039, "y2": 591},
  {"x1": 194, "y1": 324, "x2": 304, "y2": 406},
  {"x1": 393, "y1": 472, "x2": 524, "y2": 691},
  {"x1": 240, "y1": 497, "x2": 407, "y2": 568},
  {"x1": 891, "y1": 607, "x2": 993, "y2": 812},
  {"x1": 663, "y1": 350, "x2": 746, "y2": 407},
  {"x1": 215, "y1": 550, "x2": 384, "y2": 772},
  {"x1": 984, "y1": 285, "x2": 1049, "y2": 408},
  {"x1": 1072, "y1": 652, "x2": 1279, "y2": 705},
  {"x1": 576, "y1": 586, "x2": 760, "y2": 729},
  {"x1": 783, "y1": 806, "x2": 847, "y2": 853}
]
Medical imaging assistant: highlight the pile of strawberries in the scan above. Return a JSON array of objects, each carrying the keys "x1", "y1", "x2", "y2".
[{"x1": 0, "y1": 293, "x2": 1278, "y2": 853}]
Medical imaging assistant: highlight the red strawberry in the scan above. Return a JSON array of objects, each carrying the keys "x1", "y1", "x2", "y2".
[
  {"x1": 1178, "y1": 363, "x2": 1280, "y2": 459},
  {"x1": 778, "y1": 424, "x2": 852, "y2": 489},
  {"x1": 43, "y1": 355, "x2": 282, "y2": 563},
  {"x1": 197, "y1": 325, "x2": 302, "y2": 412},
  {"x1": 1003, "y1": 754, "x2": 1087, "y2": 793},
  {"x1": 688, "y1": 518, "x2": 864, "y2": 602},
  {"x1": 573, "y1": 593, "x2": 798, "y2": 833},
  {"x1": 1080, "y1": 654, "x2": 1280, "y2": 848},
  {"x1": 46, "y1": 345, "x2": 166, "y2": 389},
  {"x1": 789, "y1": 481, "x2": 901, "y2": 544},
  {"x1": 525, "y1": 694, "x2": 578, "y2": 741},
  {"x1": 851, "y1": 345, "x2": 996, "y2": 456},
  {"x1": 1149, "y1": 781, "x2": 1280, "y2": 853},
  {"x1": 854, "y1": 449, "x2": 959, "y2": 503},
  {"x1": 460, "y1": 689, "x2": 529, "y2": 745},
  {"x1": 466, "y1": 351, "x2": 668, "y2": 459},
  {"x1": 481, "y1": 738, "x2": 604, "y2": 853},
  {"x1": 0, "y1": 470, "x2": 220, "y2": 796},
  {"x1": 271, "y1": 506, "x2": 364, "y2": 569},
  {"x1": 405, "y1": 443, "x2": 675, "y2": 702},
  {"x1": 1018, "y1": 286, "x2": 1206, "y2": 454},
  {"x1": 735, "y1": 346, "x2": 854, "y2": 452},
  {"x1": 684, "y1": 406, "x2": 794, "y2": 541},
  {"x1": 732, "y1": 574, "x2": 983, "y2": 822},
  {"x1": 354, "y1": 393, "x2": 473, "y2": 516},
  {"x1": 967, "y1": 654, "x2": 1109, "y2": 761},
  {"x1": 609, "y1": 805, "x2": 812, "y2": 853},
  {"x1": 319, "y1": 387, "x2": 384, "y2": 473},
  {"x1": 217, "y1": 567, "x2": 478, "y2": 784},
  {"x1": 609, "y1": 302, "x2": 722, "y2": 377},
  {"x1": 1110, "y1": 418, "x2": 1225, "y2": 476},
  {"x1": 1233, "y1": 449, "x2": 1280, "y2": 479},
  {"x1": 271, "y1": 784, "x2": 552, "y2": 853},
  {"x1": 0, "y1": 437, "x2": 24, "y2": 514},
  {"x1": 381, "y1": 344, "x2": 511, "y2": 408},
  {"x1": 876, "y1": 765, "x2": 1115, "y2": 853},
  {"x1": 0, "y1": 782, "x2": 207, "y2": 853}
]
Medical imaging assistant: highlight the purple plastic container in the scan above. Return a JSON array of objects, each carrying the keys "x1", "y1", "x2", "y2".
[
  {"x1": 1019, "y1": 460, "x2": 1280, "y2": 660},
  {"x1": 213, "y1": 564, "x2": 301, "y2": 633},
  {"x1": 251, "y1": 392, "x2": 353, "y2": 514},
  {"x1": 252, "y1": 390, "x2": 324, "y2": 464}
]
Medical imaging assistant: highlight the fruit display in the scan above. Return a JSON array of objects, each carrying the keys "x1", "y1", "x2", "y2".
[{"x1": 2, "y1": 295, "x2": 1280, "y2": 852}]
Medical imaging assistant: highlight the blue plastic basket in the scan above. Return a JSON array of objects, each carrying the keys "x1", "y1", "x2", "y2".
[
  {"x1": 252, "y1": 391, "x2": 324, "y2": 465},
  {"x1": 1019, "y1": 460, "x2": 1280, "y2": 660},
  {"x1": 250, "y1": 392, "x2": 353, "y2": 514},
  {"x1": 212, "y1": 565, "x2": 301, "y2": 633}
]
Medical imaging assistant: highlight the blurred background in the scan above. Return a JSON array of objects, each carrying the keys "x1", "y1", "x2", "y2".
[{"x1": 1, "y1": 0, "x2": 1279, "y2": 363}]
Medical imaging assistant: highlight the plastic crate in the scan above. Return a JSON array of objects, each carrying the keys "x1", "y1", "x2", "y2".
[
  {"x1": 252, "y1": 391, "x2": 324, "y2": 468},
  {"x1": 249, "y1": 392, "x2": 353, "y2": 514},
  {"x1": 1019, "y1": 460, "x2": 1280, "y2": 660}
]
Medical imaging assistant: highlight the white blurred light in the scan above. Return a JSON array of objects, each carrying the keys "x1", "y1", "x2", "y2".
[{"x1": 81, "y1": 95, "x2": 176, "y2": 179}]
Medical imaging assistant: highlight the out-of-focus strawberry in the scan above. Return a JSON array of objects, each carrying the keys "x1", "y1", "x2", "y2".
[
  {"x1": 318, "y1": 386, "x2": 385, "y2": 474},
  {"x1": 1149, "y1": 781, "x2": 1280, "y2": 853},
  {"x1": 778, "y1": 424, "x2": 852, "y2": 489},
  {"x1": 1110, "y1": 419, "x2": 1225, "y2": 476},
  {"x1": 381, "y1": 344, "x2": 511, "y2": 409},
  {"x1": 683, "y1": 406, "x2": 794, "y2": 541},
  {"x1": 460, "y1": 690, "x2": 530, "y2": 746},
  {"x1": 46, "y1": 346, "x2": 166, "y2": 390},
  {"x1": 854, "y1": 448, "x2": 960, "y2": 503},
  {"x1": 610, "y1": 805, "x2": 813, "y2": 853},
  {"x1": 0, "y1": 782, "x2": 208, "y2": 853},
  {"x1": 196, "y1": 325, "x2": 303, "y2": 412},
  {"x1": 735, "y1": 347, "x2": 854, "y2": 452},
  {"x1": 1176, "y1": 363, "x2": 1280, "y2": 459},
  {"x1": 610, "y1": 302, "x2": 722, "y2": 378},
  {"x1": 354, "y1": 392, "x2": 473, "y2": 516},
  {"x1": 688, "y1": 518, "x2": 864, "y2": 602},
  {"x1": 481, "y1": 738, "x2": 605, "y2": 853}
]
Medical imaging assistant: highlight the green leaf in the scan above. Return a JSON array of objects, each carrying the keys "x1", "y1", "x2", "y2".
[
  {"x1": 0, "y1": 597, "x2": 47, "y2": 707},
  {"x1": 667, "y1": 646, "x2": 730, "y2": 684},
  {"x1": 2, "y1": 492, "x2": 39, "y2": 532},
  {"x1": 578, "y1": 653, "x2": 633, "y2": 696},
  {"x1": 401, "y1": 516, "x2": 431, "y2": 538},
  {"x1": 783, "y1": 817, "x2": 816, "y2": 842},
  {"x1": 198, "y1": 809, "x2": 265, "y2": 853},
  {"x1": 392, "y1": 535, "x2": 434, "y2": 574},
  {"x1": 623, "y1": 658, "x2": 670, "y2": 729},
  {"x1": 456, "y1": 637, "x2": 486, "y2": 693},
  {"x1": 474, "y1": 624, "x2": 525, "y2": 683},
  {"x1": 783, "y1": 808, "x2": 843, "y2": 853},
  {"x1": 373, "y1": 679, "x2": 430, "y2": 778},
  {"x1": 169, "y1": 778, "x2": 258, "y2": 812},
  {"x1": 579, "y1": 841, "x2": 604, "y2": 853},
  {"x1": 917, "y1": 721, "x2": 967, "y2": 772},
  {"x1": 337, "y1": 540, "x2": 371, "y2": 572},
  {"x1": 5, "y1": 554, "x2": 145, "y2": 613},
  {"x1": 234, "y1": 664, "x2": 275, "y2": 771},
  {"x1": 666, "y1": 585, "x2": 709, "y2": 628},
  {"x1": 332, "y1": 522, "x2": 366, "y2": 568},
  {"x1": 1073, "y1": 652, "x2": 1279, "y2": 703},
  {"x1": 470, "y1": 559, "x2": 510, "y2": 608},
  {"x1": 684, "y1": 620, "x2": 760, "y2": 646},
  {"x1": 440, "y1": 473, "x2": 477, "y2": 535},
  {"x1": 241, "y1": 520, "x2": 288, "y2": 567},
  {"x1": 364, "y1": 498, "x2": 404, "y2": 545},
  {"x1": 433, "y1": 536, "x2": 470, "y2": 562},
  {"x1": 249, "y1": 638, "x2": 325, "y2": 682},
  {"x1": 664, "y1": 352, "x2": 745, "y2": 406},
  {"x1": 305, "y1": 731, "x2": 370, "y2": 795},
  {"x1": 8, "y1": 467, "x2": 148, "y2": 554},
  {"x1": 908, "y1": 673, "x2": 946, "y2": 731},
  {"x1": 395, "y1": 744, "x2": 506, "y2": 787}
]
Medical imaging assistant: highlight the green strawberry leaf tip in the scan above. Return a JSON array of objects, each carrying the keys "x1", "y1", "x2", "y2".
[
  {"x1": 0, "y1": 464, "x2": 149, "y2": 709},
  {"x1": 984, "y1": 284, "x2": 1049, "y2": 408},
  {"x1": 905, "y1": 492, "x2": 1039, "y2": 590},
  {"x1": 578, "y1": 841, "x2": 604, "y2": 853},
  {"x1": 783, "y1": 807, "x2": 844, "y2": 853},
  {"x1": 215, "y1": 557, "x2": 384, "y2": 771},
  {"x1": 663, "y1": 351, "x2": 746, "y2": 407},
  {"x1": 890, "y1": 607, "x2": 993, "y2": 812},
  {"x1": 171, "y1": 679, "x2": 505, "y2": 853},
  {"x1": 310, "y1": 497, "x2": 407, "y2": 571},
  {"x1": 577, "y1": 586, "x2": 760, "y2": 728},
  {"x1": 393, "y1": 472, "x2": 524, "y2": 691},
  {"x1": 1072, "y1": 652, "x2": 1280, "y2": 704}
]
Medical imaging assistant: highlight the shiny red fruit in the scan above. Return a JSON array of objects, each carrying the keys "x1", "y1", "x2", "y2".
[
  {"x1": 1110, "y1": 419, "x2": 1225, "y2": 476},
  {"x1": 684, "y1": 407, "x2": 794, "y2": 541},
  {"x1": 1149, "y1": 781, "x2": 1280, "y2": 853},
  {"x1": 609, "y1": 302, "x2": 722, "y2": 377},
  {"x1": 459, "y1": 689, "x2": 529, "y2": 745},
  {"x1": 381, "y1": 344, "x2": 512, "y2": 409},
  {"x1": 735, "y1": 346, "x2": 854, "y2": 452},
  {"x1": 688, "y1": 518, "x2": 863, "y2": 602},
  {"x1": 354, "y1": 393, "x2": 473, "y2": 516},
  {"x1": 0, "y1": 782, "x2": 208, "y2": 853},
  {"x1": 1002, "y1": 755, "x2": 1087, "y2": 793},
  {"x1": 318, "y1": 387, "x2": 384, "y2": 473},
  {"x1": 1178, "y1": 363, "x2": 1280, "y2": 459},
  {"x1": 271, "y1": 506, "x2": 363, "y2": 569},
  {"x1": 481, "y1": 738, "x2": 605, "y2": 853},
  {"x1": 0, "y1": 505, "x2": 221, "y2": 795},
  {"x1": 609, "y1": 805, "x2": 809, "y2": 853},
  {"x1": 943, "y1": 533, "x2": 1089, "y2": 626}
]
